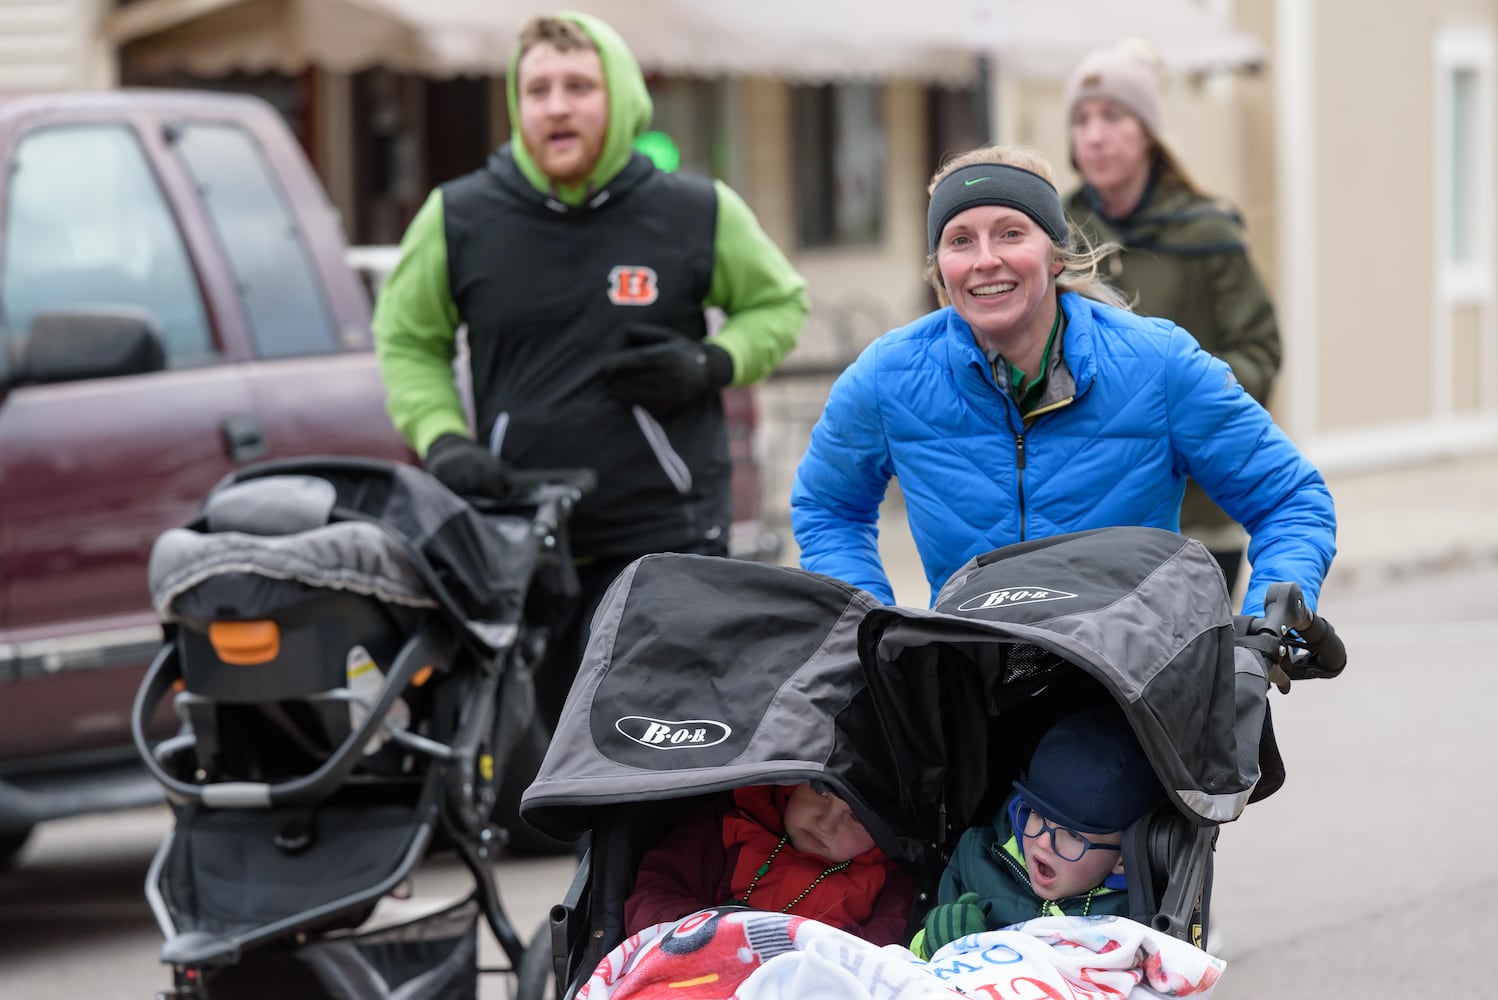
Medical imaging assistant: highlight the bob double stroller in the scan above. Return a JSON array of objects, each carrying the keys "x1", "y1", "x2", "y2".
[
  {"x1": 519, "y1": 525, "x2": 1345, "y2": 997},
  {"x1": 132, "y1": 456, "x2": 591, "y2": 999}
]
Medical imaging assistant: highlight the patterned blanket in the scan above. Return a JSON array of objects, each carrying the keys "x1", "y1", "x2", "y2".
[{"x1": 578, "y1": 907, "x2": 1224, "y2": 999}]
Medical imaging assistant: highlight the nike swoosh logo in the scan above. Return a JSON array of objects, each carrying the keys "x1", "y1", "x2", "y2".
[{"x1": 964, "y1": 177, "x2": 989, "y2": 186}]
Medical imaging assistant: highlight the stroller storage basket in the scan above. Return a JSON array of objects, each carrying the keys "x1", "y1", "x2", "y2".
[{"x1": 177, "y1": 898, "x2": 481, "y2": 1000}]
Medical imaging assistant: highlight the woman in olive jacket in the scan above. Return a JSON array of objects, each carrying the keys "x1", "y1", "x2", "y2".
[{"x1": 1063, "y1": 41, "x2": 1280, "y2": 594}]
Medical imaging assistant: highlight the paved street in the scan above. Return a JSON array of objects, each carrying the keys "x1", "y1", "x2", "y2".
[
  {"x1": 4, "y1": 559, "x2": 1496, "y2": 998},
  {"x1": 0, "y1": 806, "x2": 575, "y2": 999},
  {"x1": 1208, "y1": 565, "x2": 1498, "y2": 997}
]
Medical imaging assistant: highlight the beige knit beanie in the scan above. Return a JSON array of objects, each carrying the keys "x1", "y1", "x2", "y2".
[{"x1": 1063, "y1": 40, "x2": 1165, "y2": 136}]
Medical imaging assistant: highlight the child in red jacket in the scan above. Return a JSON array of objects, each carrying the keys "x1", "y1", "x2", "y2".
[{"x1": 623, "y1": 782, "x2": 916, "y2": 945}]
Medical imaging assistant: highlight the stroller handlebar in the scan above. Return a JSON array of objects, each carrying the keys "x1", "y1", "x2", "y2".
[
  {"x1": 133, "y1": 626, "x2": 458, "y2": 809},
  {"x1": 466, "y1": 468, "x2": 596, "y2": 540},
  {"x1": 1235, "y1": 581, "x2": 1347, "y2": 690}
]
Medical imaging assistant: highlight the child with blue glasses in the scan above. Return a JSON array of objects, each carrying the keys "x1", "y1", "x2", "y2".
[{"x1": 910, "y1": 707, "x2": 1166, "y2": 959}]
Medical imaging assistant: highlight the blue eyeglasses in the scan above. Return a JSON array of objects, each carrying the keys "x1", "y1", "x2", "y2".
[{"x1": 1015, "y1": 800, "x2": 1122, "y2": 862}]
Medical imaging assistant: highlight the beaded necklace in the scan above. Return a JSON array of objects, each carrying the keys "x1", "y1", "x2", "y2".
[{"x1": 737, "y1": 834, "x2": 853, "y2": 914}]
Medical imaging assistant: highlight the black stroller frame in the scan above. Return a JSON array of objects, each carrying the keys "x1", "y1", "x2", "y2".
[
  {"x1": 132, "y1": 456, "x2": 592, "y2": 999},
  {"x1": 518, "y1": 526, "x2": 1345, "y2": 997}
]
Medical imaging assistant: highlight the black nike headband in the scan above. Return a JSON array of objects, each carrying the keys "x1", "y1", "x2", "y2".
[{"x1": 927, "y1": 162, "x2": 1070, "y2": 252}]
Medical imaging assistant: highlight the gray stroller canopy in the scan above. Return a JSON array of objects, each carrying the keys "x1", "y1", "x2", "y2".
[
  {"x1": 148, "y1": 456, "x2": 544, "y2": 651},
  {"x1": 520, "y1": 554, "x2": 902, "y2": 850},
  {"x1": 521, "y1": 527, "x2": 1279, "y2": 861},
  {"x1": 862, "y1": 526, "x2": 1277, "y2": 833}
]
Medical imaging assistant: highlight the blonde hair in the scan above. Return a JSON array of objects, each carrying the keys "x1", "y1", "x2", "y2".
[
  {"x1": 517, "y1": 16, "x2": 597, "y2": 57},
  {"x1": 924, "y1": 145, "x2": 1131, "y2": 311}
]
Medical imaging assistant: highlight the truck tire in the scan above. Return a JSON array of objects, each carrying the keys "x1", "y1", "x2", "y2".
[
  {"x1": 493, "y1": 716, "x2": 574, "y2": 857},
  {"x1": 0, "y1": 825, "x2": 34, "y2": 869}
]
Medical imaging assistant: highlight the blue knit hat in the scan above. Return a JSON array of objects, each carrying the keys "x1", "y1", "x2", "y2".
[{"x1": 1012, "y1": 708, "x2": 1166, "y2": 835}]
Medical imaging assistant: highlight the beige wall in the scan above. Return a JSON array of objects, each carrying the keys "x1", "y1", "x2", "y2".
[
  {"x1": 1311, "y1": 1, "x2": 1439, "y2": 432},
  {"x1": 740, "y1": 79, "x2": 935, "y2": 364},
  {"x1": 0, "y1": 0, "x2": 115, "y2": 93},
  {"x1": 1453, "y1": 304, "x2": 1485, "y2": 413}
]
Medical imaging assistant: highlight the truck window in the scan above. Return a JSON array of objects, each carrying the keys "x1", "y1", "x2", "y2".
[
  {"x1": 0, "y1": 125, "x2": 215, "y2": 365},
  {"x1": 173, "y1": 123, "x2": 339, "y2": 359}
]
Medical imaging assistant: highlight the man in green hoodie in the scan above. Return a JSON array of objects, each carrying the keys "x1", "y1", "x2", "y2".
[{"x1": 373, "y1": 12, "x2": 808, "y2": 729}]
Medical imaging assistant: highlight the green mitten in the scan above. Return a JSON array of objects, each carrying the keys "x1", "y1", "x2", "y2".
[{"x1": 921, "y1": 892, "x2": 988, "y2": 957}]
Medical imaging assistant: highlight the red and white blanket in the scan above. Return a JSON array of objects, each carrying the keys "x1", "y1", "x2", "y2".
[{"x1": 577, "y1": 907, "x2": 1223, "y2": 1000}]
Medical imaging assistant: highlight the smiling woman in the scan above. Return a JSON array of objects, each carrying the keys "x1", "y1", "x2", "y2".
[{"x1": 789, "y1": 142, "x2": 1336, "y2": 618}]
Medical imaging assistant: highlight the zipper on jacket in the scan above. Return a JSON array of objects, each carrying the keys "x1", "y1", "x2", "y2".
[
  {"x1": 488, "y1": 412, "x2": 510, "y2": 457},
  {"x1": 1024, "y1": 396, "x2": 1074, "y2": 423},
  {"x1": 1015, "y1": 433, "x2": 1027, "y2": 540},
  {"x1": 631, "y1": 405, "x2": 693, "y2": 495}
]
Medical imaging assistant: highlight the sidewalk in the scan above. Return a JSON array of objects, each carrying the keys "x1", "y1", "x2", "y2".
[
  {"x1": 1318, "y1": 451, "x2": 1498, "y2": 593},
  {"x1": 774, "y1": 451, "x2": 1498, "y2": 607}
]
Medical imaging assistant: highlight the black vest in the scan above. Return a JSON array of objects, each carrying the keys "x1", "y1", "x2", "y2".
[{"x1": 441, "y1": 149, "x2": 727, "y2": 557}]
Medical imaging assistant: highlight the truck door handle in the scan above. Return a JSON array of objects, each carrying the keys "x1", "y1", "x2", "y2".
[{"x1": 221, "y1": 413, "x2": 269, "y2": 463}]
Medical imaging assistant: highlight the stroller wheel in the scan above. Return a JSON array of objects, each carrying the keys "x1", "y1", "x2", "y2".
[
  {"x1": 494, "y1": 716, "x2": 574, "y2": 856},
  {"x1": 515, "y1": 920, "x2": 556, "y2": 1000}
]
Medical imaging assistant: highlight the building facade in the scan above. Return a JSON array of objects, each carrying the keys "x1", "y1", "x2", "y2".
[{"x1": 6, "y1": 0, "x2": 1496, "y2": 487}]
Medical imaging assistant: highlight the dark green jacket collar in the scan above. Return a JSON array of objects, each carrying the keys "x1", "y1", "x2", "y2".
[{"x1": 1068, "y1": 179, "x2": 1247, "y2": 256}]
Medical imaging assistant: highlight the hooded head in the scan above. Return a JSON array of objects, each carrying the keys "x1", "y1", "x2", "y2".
[
  {"x1": 1064, "y1": 41, "x2": 1164, "y2": 140},
  {"x1": 507, "y1": 11, "x2": 654, "y2": 204},
  {"x1": 1063, "y1": 40, "x2": 1201, "y2": 198},
  {"x1": 1012, "y1": 707, "x2": 1165, "y2": 835}
]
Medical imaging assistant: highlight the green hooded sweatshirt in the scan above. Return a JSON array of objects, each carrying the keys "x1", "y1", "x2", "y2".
[
  {"x1": 372, "y1": 11, "x2": 808, "y2": 456},
  {"x1": 1064, "y1": 179, "x2": 1281, "y2": 551}
]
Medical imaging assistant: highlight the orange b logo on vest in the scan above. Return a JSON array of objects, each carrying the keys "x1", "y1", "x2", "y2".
[{"x1": 608, "y1": 266, "x2": 659, "y2": 306}]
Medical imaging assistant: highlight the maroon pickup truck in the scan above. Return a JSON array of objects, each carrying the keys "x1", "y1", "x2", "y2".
[
  {"x1": 0, "y1": 91, "x2": 414, "y2": 865},
  {"x1": 0, "y1": 90, "x2": 779, "y2": 866}
]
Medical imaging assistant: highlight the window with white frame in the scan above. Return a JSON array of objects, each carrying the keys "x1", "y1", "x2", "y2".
[{"x1": 1435, "y1": 27, "x2": 1495, "y2": 300}]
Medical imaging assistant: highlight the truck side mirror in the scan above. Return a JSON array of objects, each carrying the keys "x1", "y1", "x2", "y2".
[{"x1": 1, "y1": 307, "x2": 167, "y2": 390}]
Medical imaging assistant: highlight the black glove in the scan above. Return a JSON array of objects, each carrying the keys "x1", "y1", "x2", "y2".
[
  {"x1": 423, "y1": 433, "x2": 510, "y2": 498},
  {"x1": 920, "y1": 892, "x2": 987, "y2": 957},
  {"x1": 601, "y1": 323, "x2": 733, "y2": 414}
]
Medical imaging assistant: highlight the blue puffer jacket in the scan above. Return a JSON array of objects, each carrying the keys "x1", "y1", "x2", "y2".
[{"x1": 790, "y1": 293, "x2": 1336, "y2": 615}]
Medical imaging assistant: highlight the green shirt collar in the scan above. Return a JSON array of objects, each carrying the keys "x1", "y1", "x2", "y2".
[{"x1": 989, "y1": 305, "x2": 1062, "y2": 412}]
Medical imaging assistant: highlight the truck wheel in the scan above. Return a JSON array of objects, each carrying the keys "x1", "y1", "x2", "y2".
[
  {"x1": 0, "y1": 825, "x2": 34, "y2": 869},
  {"x1": 493, "y1": 716, "x2": 574, "y2": 856}
]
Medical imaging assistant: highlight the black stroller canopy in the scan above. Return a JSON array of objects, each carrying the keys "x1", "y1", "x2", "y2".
[
  {"x1": 862, "y1": 526, "x2": 1268, "y2": 831},
  {"x1": 520, "y1": 554, "x2": 914, "y2": 853},
  {"x1": 523, "y1": 528, "x2": 1276, "y2": 864}
]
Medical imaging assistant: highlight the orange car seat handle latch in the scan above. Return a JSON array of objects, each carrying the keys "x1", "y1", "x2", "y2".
[{"x1": 208, "y1": 620, "x2": 281, "y2": 665}]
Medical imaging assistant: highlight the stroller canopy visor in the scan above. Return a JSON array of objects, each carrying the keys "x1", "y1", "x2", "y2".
[{"x1": 149, "y1": 457, "x2": 543, "y2": 651}]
